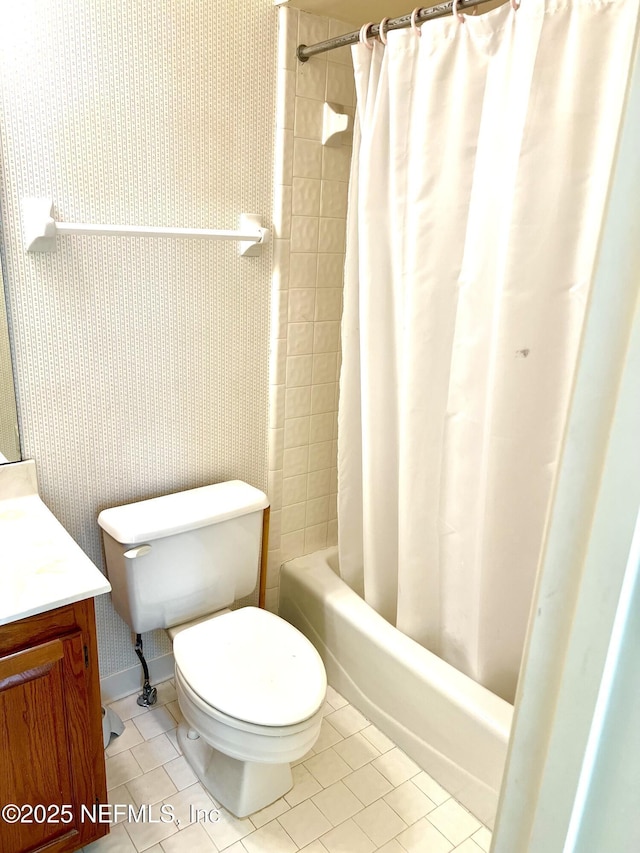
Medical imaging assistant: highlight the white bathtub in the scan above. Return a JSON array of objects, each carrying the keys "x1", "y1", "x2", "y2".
[{"x1": 279, "y1": 546, "x2": 513, "y2": 828}]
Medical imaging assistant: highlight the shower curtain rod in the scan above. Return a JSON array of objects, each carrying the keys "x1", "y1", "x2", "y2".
[{"x1": 297, "y1": 0, "x2": 490, "y2": 62}]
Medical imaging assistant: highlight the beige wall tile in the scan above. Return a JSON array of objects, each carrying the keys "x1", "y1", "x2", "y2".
[
  {"x1": 315, "y1": 288, "x2": 343, "y2": 321},
  {"x1": 289, "y1": 288, "x2": 317, "y2": 322},
  {"x1": 322, "y1": 145, "x2": 351, "y2": 181},
  {"x1": 328, "y1": 19, "x2": 356, "y2": 66},
  {"x1": 291, "y1": 215, "x2": 320, "y2": 253},
  {"x1": 269, "y1": 11, "x2": 353, "y2": 599},
  {"x1": 277, "y1": 68, "x2": 296, "y2": 129},
  {"x1": 274, "y1": 289, "x2": 289, "y2": 339},
  {"x1": 283, "y1": 445, "x2": 309, "y2": 479},
  {"x1": 305, "y1": 523, "x2": 329, "y2": 555},
  {"x1": 270, "y1": 339, "x2": 286, "y2": 385},
  {"x1": 327, "y1": 518, "x2": 338, "y2": 546},
  {"x1": 311, "y1": 382, "x2": 337, "y2": 415},
  {"x1": 298, "y1": 11, "x2": 330, "y2": 46},
  {"x1": 308, "y1": 468, "x2": 331, "y2": 499},
  {"x1": 291, "y1": 253, "x2": 319, "y2": 288},
  {"x1": 285, "y1": 385, "x2": 312, "y2": 419},
  {"x1": 309, "y1": 440, "x2": 334, "y2": 471},
  {"x1": 295, "y1": 96, "x2": 324, "y2": 140},
  {"x1": 312, "y1": 352, "x2": 338, "y2": 385},
  {"x1": 273, "y1": 238, "x2": 291, "y2": 289},
  {"x1": 267, "y1": 470, "x2": 283, "y2": 507},
  {"x1": 307, "y1": 495, "x2": 330, "y2": 526},
  {"x1": 288, "y1": 322, "x2": 315, "y2": 355},
  {"x1": 280, "y1": 530, "x2": 306, "y2": 561},
  {"x1": 326, "y1": 62, "x2": 356, "y2": 106},
  {"x1": 283, "y1": 474, "x2": 308, "y2": 506},
  {"x1": 282, "y1": 501, "x2": 307, "y2": 534},
  {"x1": 286, "y1": 354, "x2": 313, "y2": 387},
  {"x1": 310, "y1": 412, "x2": 335, "y2": 444},
  {"x1": 328, "y1": 492, "x2": 338, "y2": 520},
  {"x1": 269, "y1": 510, "x2": 282, "y2": 544},
  {"x1": 321, "y1": 179, "x2": 349, "y2": 218},
  {"x1": 269, "y1": 383, "x2": 285, "y2": 428},
  {"x1": 279, "y1": 6, "x2": 300, "y2": 71},
  {"x1": 294, "y1": 138, "x2": 323, "y2": 178},
  {"x1": 317, "y1": 253, "x2": 345, "y2": 288},
  {"x1": 269, "y1": 428, "x2": 284, "y2": 472},
  {"x1": 293, "y1": 177, "x2": 322, "y2": 216},
  {"x1": 319, "y1": 217, "x2": 347, "y2": 253},
  {"x1": 314, "y1": 321, "x2": 341, "y2": 353},
  {"x1": 274, "y1": 184, "x2": 292, "y2": 238},
  {"x1": 275, "y1": 128, "x2": 294, "y2": 185},
  {"x1": 296, "y1": 57, "x2": 328, "y2": 100},
  {"x1": 265, "y1": 587, "x2": 280, "y2": 614},
  {"x1": 284, "y1": 415, "x2": 311, "y2": 449}
]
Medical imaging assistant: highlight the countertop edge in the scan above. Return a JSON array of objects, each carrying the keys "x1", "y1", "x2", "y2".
[{"x1": 0, "y1": 488, "x2": 111, "y2": 627}]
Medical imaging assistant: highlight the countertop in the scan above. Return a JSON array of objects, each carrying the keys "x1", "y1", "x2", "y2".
[{"x1": 0, "y1": 461, "x2": 111, "y2": 627}]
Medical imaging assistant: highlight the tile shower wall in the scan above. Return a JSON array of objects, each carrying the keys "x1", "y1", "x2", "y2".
[
  {"x1": 265, "y1": 8, "x2": 355, "y2": 611},
  {"x1": 0, "y1": 1, "x2": 276, "y2": 678}
]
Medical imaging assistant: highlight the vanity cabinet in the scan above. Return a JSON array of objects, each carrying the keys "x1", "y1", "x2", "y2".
[{"x1": 0, "y1": 598, "x2": 108, "y2": 853}]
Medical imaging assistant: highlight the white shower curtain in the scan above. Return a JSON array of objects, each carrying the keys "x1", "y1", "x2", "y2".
[{"x1": 338, "y1": 0, "x2": 640, "y2": 701}]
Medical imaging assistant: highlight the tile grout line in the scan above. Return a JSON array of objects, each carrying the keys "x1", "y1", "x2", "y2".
[{"x1": 92, "y1": 680, "x2": 491, "y2": 853}]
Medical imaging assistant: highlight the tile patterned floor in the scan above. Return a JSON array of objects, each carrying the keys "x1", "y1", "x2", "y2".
[{"x1": 84, "y1": 681, "x2": 492, "y2": 853}]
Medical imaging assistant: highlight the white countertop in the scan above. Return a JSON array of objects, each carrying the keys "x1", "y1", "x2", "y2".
[{"x1": 0, "y1": 464, "x2": 111, "y2": 626}]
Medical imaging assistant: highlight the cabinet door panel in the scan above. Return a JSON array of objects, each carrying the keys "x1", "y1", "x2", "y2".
[{"x1": 0, "y1": 632, "x2": 84, "y2": 853}]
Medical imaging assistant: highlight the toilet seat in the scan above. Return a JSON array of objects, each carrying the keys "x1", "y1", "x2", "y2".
[
  {"x1": 172, "y1": 606, "x2": 327, "y2": 727},
  {"x1": 175, "y1": 662, "x2": 325, "y2": 765}
]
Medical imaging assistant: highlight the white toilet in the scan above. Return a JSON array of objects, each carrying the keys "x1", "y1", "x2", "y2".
[{"x1": 98, "y1": 480, "x2": 327, "y2": 817}]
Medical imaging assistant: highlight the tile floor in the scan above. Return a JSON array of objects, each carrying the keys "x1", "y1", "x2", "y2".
[{"x1": 84, "y1": 680, "x2": 492, "y2": 853}]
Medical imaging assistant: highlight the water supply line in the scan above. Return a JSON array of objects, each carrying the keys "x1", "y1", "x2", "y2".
[{"x1": 134, "y1": 633, "x2": 158, "y2": 707}]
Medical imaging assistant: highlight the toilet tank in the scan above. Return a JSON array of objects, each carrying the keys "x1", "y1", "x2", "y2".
[{"x1": 98, "y1": 481, "x2": 269, "y2": 634}]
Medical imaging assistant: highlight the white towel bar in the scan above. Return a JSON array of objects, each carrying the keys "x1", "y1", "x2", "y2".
[{"x1": 21, "y1": 198, "x2": 269, "y2": 257}]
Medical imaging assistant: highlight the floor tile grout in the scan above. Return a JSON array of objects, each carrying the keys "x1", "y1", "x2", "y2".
[{"x1": 87, "y1": 679, "x2": 491, "y2": 853}]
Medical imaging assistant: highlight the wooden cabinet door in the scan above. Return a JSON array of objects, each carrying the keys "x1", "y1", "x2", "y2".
[{"x1": 0, "y1": 630, "x2": 101, "y2": 853}]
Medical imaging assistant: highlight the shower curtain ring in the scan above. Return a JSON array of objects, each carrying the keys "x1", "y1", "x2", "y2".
[
  {"x1": 410, "y1": 8, "x2": 423, "y2": 36},
  {"x1": 379, "y1": 17, "x2": 390, "y2": 44},
  {"x1": 359, "y1": 22, "x2": 375, "y2": 48},
  {"x1": 452, "y1": 0, "x2": 466, "y2": 23}
]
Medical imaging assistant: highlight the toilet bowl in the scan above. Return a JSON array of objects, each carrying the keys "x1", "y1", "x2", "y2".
[
  {"x1": 171, "y1": 606, "x2": 326, "y2": 816},
  {"x1": 97, "y1": 481, "x2": 328, "y2": 818}
]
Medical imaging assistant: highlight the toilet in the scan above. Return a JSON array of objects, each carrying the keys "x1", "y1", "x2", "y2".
[{"x1": 98, "y1": 480, "x2": 327, "y2": 817}]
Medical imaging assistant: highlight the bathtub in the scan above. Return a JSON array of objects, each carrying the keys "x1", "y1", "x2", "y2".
[{"x1": 279, "y1": 546, "x2": 513, "y2": 828}]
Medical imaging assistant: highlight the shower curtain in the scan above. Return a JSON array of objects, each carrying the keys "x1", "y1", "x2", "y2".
[{"x1": 338, "y1": 0, "x2": 640, "y2": 701}]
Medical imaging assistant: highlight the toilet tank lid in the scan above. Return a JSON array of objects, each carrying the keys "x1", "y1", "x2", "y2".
[{"x1": 97, "y1": 481, "x2": 269, "y2": 545}]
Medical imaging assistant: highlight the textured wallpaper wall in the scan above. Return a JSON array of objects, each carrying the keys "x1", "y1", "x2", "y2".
[{"x1": 0, "y1": 1, "x2": 276, "y2": 677}]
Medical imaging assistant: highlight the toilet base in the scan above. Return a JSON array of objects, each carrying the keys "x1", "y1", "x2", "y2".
[{"x1": 177, "y1": 723, "x2": 293, "y2": 818}]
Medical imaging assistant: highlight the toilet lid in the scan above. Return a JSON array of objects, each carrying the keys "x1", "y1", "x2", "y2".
[{"x1": 172, "y1": 607, "x2": 327, "y2": 727}]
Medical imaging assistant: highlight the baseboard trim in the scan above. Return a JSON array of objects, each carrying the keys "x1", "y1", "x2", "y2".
[{"x1": 100, "y1": 652, "x2": 175, "y2": 704}]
